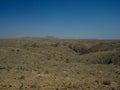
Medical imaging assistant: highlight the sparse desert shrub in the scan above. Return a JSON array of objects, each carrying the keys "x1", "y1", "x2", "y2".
[
  {"x1": 51, "y1": 43, "x2": 59, "y2": 47},
  {"x1": 44, "y1": 70, "x2": 49, "y2": 74},
  {"x1": 11, "y1": 49, "x2": 15, "y2": 52},
  {"x1": 16, "y1": 49, "x2": 20, "y2": 52},
  {"x1": 47, "y1": 57, "x2": 50, "y2": 60},
  {"x1": 31, "y1": 43, "x2": 39, "y2": 47},
  {"x1": 11, "y1": 48, "x2": 20, "y2": 53},
  {"x1": 65, "y1": 59, "x2": 69, "y2": 63},
  {"x1": 28, "y1": 84, "x2": 36, "y2": 88},
  {"x1": 23, "y1": 44, "x2": 28, "y2": 48},
  {"x1": 102, "y1": 80, "x2": 111, "y2": 85},
  {"x1": 95, "y1": 80, "x2": 99, "y2": 84},
  {"x1": 56, "y1": 88, "x2": 59, "y2": 90},
  {"x1": 19, "y1": 76, "x2": 25, "y2": 80},
  {"x1": 8, "y1": 85, "x2": 12, "y2": 87}
]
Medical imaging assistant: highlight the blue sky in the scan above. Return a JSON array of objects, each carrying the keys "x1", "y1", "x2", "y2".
[{"x1": 0, "y1": 0, "x2": 120, "y2": 39}]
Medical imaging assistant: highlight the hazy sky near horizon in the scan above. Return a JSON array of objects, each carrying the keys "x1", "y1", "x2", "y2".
[{"x1": 0, "y1": 0, "x2": 120, "y2": 39}]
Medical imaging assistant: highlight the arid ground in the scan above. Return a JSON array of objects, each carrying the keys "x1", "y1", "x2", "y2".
[{"x1": 0, "y1": 39, "x2": 120, "y2": 90}]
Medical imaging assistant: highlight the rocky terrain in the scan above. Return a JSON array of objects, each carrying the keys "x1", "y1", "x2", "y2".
[{"x1": 0, "y1": 39, "x2": 120, "y2": 90}]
